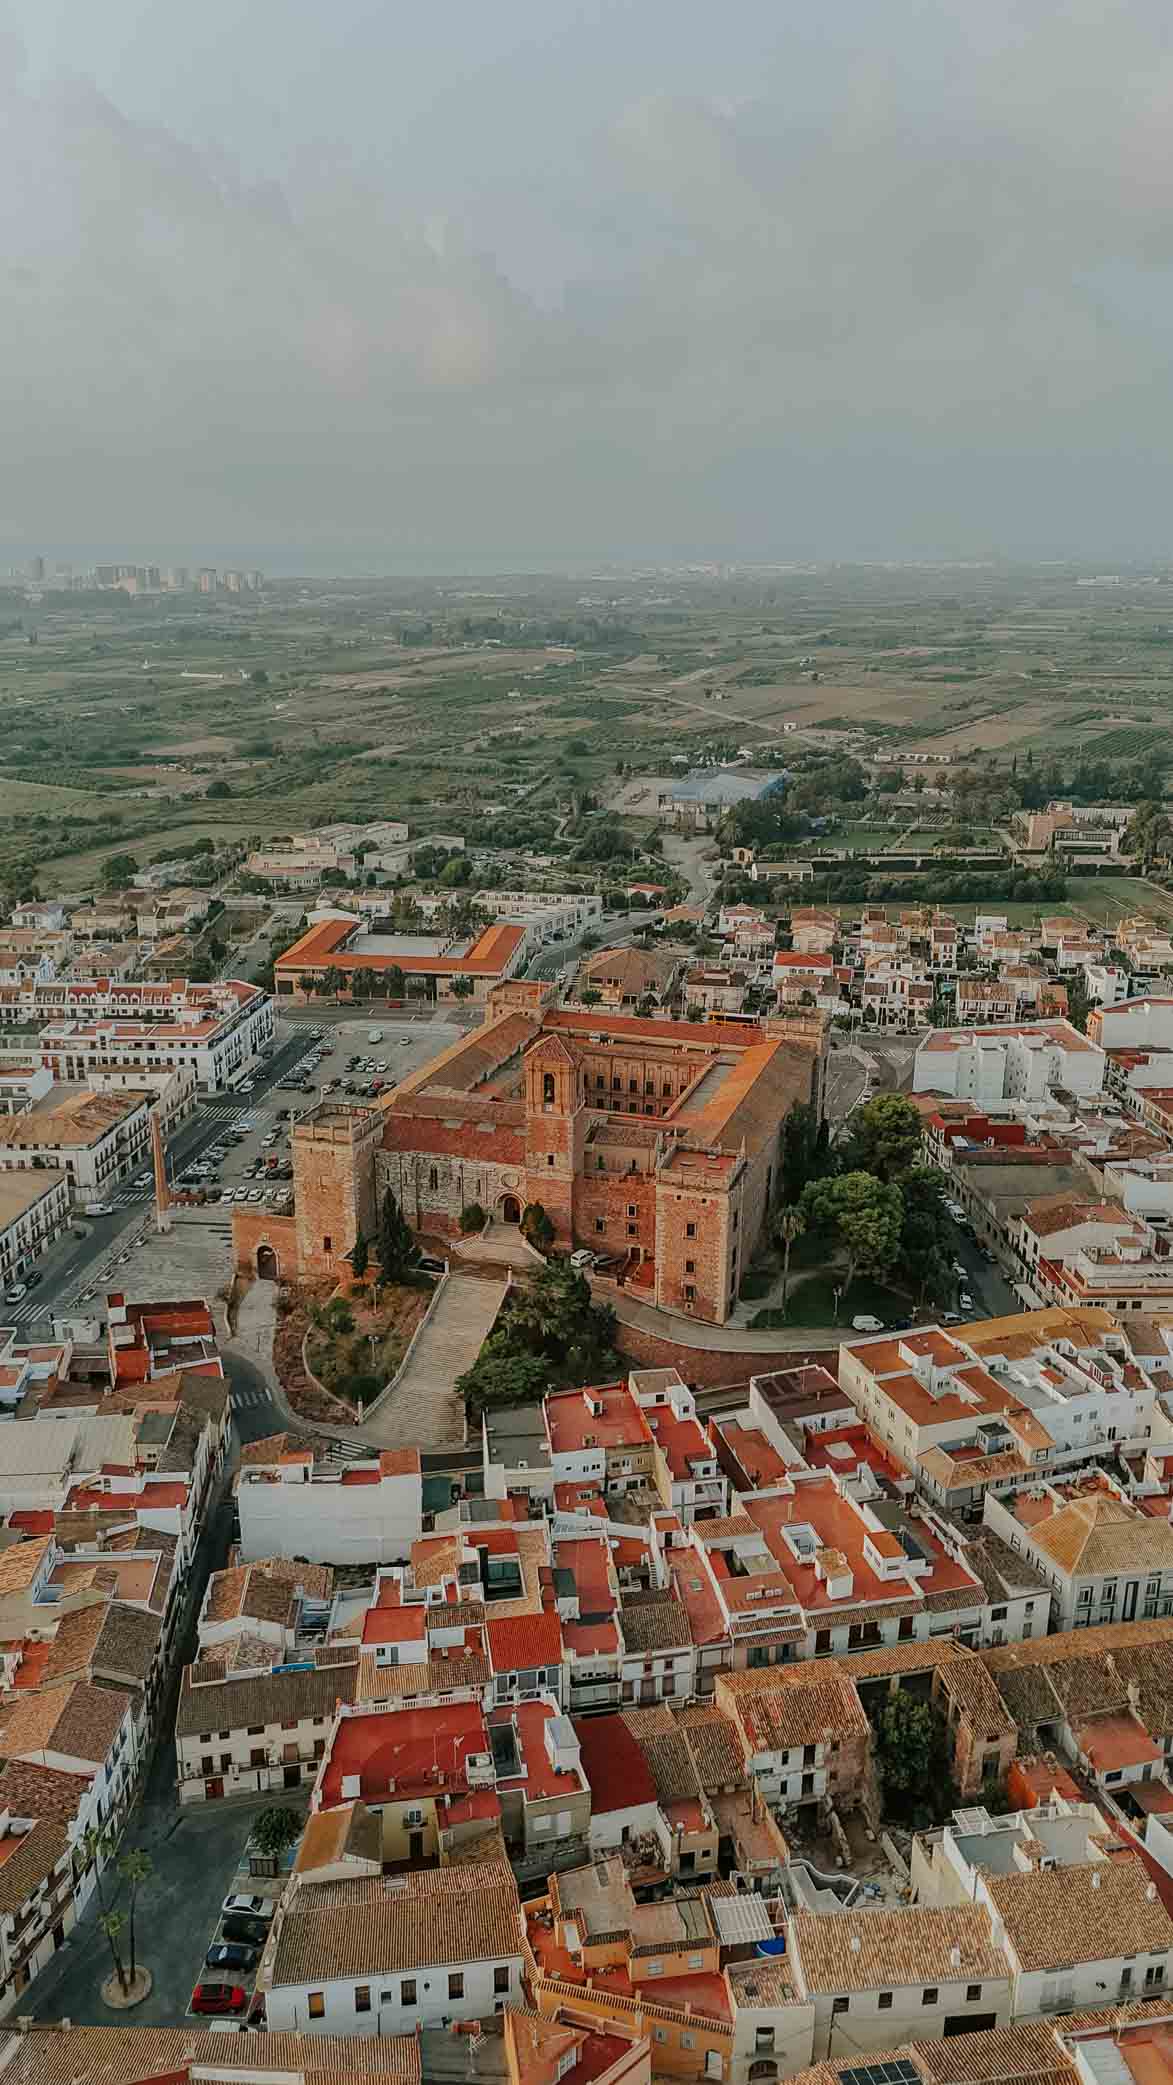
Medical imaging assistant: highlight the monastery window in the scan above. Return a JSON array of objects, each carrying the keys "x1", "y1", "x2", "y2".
[
  {"x1": 429, "y1": 1168, "x2": 438, "y2": 1190},
  {"x1": 662, "y1": 1081, "x2": 671, "y2": 1096},
  {"x1": 627, "y1": 1203, "x2": 637, "y2": 1217},
  {"x1": 627, "y1": 1224, "x2": 637, "y2": 1238},
  {"x1": 686, "y1": 1222, "x2": 697, "y2": 1239},
  {"x1": 595, "y1": 1219, "x2": 605, "y2": 1235},
  {"x1": 543, "y1": 1072, "x2": 556, "y2": 1104},
  {"x1": 323, "y1": 1236, "x2": 332, "y2": 1254},
  {"x1": 685, "y1": 1259, "x2": 695, "y2": 1274},
  {"x1": 684, "y1": 1285, "x2": 695, "y2": 1303},
  {"x1": 645, "y1": 1079, "x2": 655, "y2": 1094},
  {"x1": 612, "y1": 1077, "x2": 621, "y2": 1092},
  {"x1": 596, "y1": 1074, "x2": 605, "y2": 1088},
  {"x1": 548, "y1": 1154, "x2": 555, "y2": 1166}
]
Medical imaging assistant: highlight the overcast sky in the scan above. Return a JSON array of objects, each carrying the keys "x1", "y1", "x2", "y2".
[{"x1": 6, "y1": 0, "x2": 1173, "y2": 571}]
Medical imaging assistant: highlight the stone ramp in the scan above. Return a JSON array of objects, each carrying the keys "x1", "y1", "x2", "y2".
[{"x1": 361, "y1": 1272, "x2": 506, "y2": 1450}]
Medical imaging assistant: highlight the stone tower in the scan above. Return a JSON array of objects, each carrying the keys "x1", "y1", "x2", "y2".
[
  {"x1": 293, "y1": 1102, "x2": 381, "y2": 1277},
  {"x1": 523, "y1": 1034, "x2": 587, "y2": 1246}
]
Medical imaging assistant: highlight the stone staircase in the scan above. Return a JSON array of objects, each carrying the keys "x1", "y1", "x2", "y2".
[{"x1": 361, "y1": 1273, "x2": 506, "y2": 1450}]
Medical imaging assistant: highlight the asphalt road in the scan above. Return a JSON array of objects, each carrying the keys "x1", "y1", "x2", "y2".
[
  {"x1": 23, "y1": 1458, "x2": 267, "y2": 2027},
  {"x1": 525, "y1": 908, "x2": 660, "y2": 982},
  {"x1": 14, "y1": 1025, "x2": 321, "y2": 1335}
]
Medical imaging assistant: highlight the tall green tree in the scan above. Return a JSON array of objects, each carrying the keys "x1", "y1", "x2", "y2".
[
  {"x1": 800, "y1": 1171, "x2": 903, "y2": 1299},
  {"x1": 100, "y1": 1909, "x2": 129, "y2": 1995},
  {"x1": 780, "y1": 1100, "x2": 827, "y2": 1203},
  {"x1": 117, "y1": 1848, "x2": 151, "y2": 1985},
  {"x1": 840, "y1": 1094, "x2": 923, "y2": 1182},
  {"x1": 351, "y1": 1227, "x2": 369, "y2": 1279},
  {"x1": 774, "y1": 1204, "x2": 806, "y2": 1316},
  {"x1": 378, "y1": 1187, "x2": 418, "y2": 1282},
  {"x1": 896, "y1": 1167, "x2": 953, "y2": 1306}
]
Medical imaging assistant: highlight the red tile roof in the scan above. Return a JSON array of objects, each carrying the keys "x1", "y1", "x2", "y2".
[
  {"x1": 571, "y1": 1714, "x2": 657, "y2": 1816},
  {"x1": 485, "y1": 1612, "x2": 564, "y2": 1673}
]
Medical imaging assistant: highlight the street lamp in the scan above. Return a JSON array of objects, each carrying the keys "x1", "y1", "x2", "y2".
[{"x1": 832, "y1": 1283, "x2": 842, "y2": 1324}]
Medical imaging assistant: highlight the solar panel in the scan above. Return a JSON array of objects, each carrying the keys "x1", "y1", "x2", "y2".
[{"x1": 839, "y1": 2062, "x2": 919, "y2": 2085}]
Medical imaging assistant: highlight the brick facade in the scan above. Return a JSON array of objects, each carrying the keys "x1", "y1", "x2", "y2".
[
  {"x1": 289, "y1": 1007, "x2": 825, "y2": 1326},
  {"x1": 232, "y1": 1207, "x2": 299, "y2": 1280},
  {"x1": 293, "y1": 1103, "x2": 381, "y2": 1277}
]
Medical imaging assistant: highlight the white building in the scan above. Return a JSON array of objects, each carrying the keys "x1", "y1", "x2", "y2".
[
  {"x1": 259, "y1": 1860, "x2": 527, "y2": 2036},
  {"x1": 236, "y1": 1445, "x2": 423, "y2": 1566},
  {"x1": 0, "y1": 1169, "x2": 70, "y2": 1289},
  {"x1": 0, "y1": 1086, "x2": 152, "y2": 1203},
  {"x1": 174, "y1": 1658, "x2": 359, "y2": 1806},
  {"x1": 982, "y1": 1856, "x2": 1173, "y2": 2017},
  {"x1": 984, "y1": 1477, "x2": 1173, "y2": 1632},
  {"x1": 472, "y1": 890, "x2": 602, "y2": 942},
  {"x1": 39, "y1": 981, "x2": 274, "y2": 1094},
  {"x1": 786, "y1": 1904, "x2": 1012, "y2": 2060},
  {"x1": 913, "y1": 1020, "x2": 1105, "y2": 1104}
]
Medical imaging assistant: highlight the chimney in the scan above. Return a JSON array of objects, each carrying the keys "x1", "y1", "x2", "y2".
[
  {"x1": 850, "y1": 1935, "x2": 860, "y2": 1954},
  {"x1": 950, "y1": 1946, "x2": 961, "y2": 1969},
  {"x1": 1092, "y1": 1870, "x2": 1102, "y2": 1890},
  {"x1": 1148, "y1": 1883, "x2": 1158, "y2": 1902}
]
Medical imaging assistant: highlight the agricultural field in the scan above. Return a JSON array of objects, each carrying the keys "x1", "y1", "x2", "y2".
[{"x1": 1, "y1": 560, "x2": 1172, "y2": 902}]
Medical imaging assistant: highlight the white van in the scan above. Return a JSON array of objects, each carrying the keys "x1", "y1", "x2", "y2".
[{"x1": 84, "y1": 1202, "x2": 116, "y2": 1218}]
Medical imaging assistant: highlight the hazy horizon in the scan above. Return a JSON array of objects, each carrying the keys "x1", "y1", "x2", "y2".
[{"x1": 8, "y1": 0, "x2": 1173, "y2": 568}]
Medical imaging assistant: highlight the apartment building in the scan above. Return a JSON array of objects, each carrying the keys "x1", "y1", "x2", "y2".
[
  {"x1": 785, "y1": 1903, "x2": 1011, "y2": 2061},
  {"x1": 0, "y1": 1172, "x2": 69, "y2": 1290},
  {"x1": 790, "y1": 910, "x2": 838, "y2": 956},
  {"x1": 36, "y1": 980, "x2": 274, "y2": 1094},
  {"x1": 258, "y1": 1859, "x2": 528, "y2": 2035},
  {"x1": 914, "y1": 1020, "x2": 1106, "y2": 1104},
  {"x1": 0, "y1": 1087, "x2": 151, "y2": 1203},
  {"x1": 174, "y1": 1657, "x2": 360, "y2": 1805},
  {"x1": 839, "y1": 1307, "x2": 1157, "y2": 1512},
  {"x1": 985, "y1": 1473, "x2": 1173, "y2": 1631},
  {"x1": 236, "y1": 1442, "x2": 423, "y2": 1565}
]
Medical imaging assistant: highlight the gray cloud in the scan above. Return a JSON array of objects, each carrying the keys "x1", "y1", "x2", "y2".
[{"x1": 6, "y1": 0, "x2": 1173, "y2": 564}]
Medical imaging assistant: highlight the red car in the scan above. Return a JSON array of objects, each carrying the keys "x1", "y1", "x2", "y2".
[{"x1": 192, "y1": 1983, "x2": 247, "y2": 2016}]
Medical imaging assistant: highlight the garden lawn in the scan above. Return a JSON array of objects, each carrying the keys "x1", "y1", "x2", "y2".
[{"x1": 751, "y1": 1272, "x2": 909, "y2": 1330}]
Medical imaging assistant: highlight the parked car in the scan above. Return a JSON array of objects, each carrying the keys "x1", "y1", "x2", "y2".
[
  {"x1": 959, "y1": 1292, "x2": 974, "y2": 1312},
  {"x1": 84, "y1": 1201, "x2": 116, "y2": 1217},
  {"x1": 5, "y1": 1285, "x2": 27, "y2": 1304},
  {"x1": 851, "y1": 1314, "x2": 884, "y2": 1333},
  {"x1": 570, "y1": 1249, "x2": 596, "y2": 1269},
  {"x1": 951, "y1": 1261, "x2": 967, "y2": 1278},
  {"x1": 222, "y1": 1893, "x2": 274, "y2": 1923},
  {"x1": 206, "y1": 1942, "x2": 259, "y2": 1973},
  {"x1": 23, "y1": 1270, "x2": 42, "y2": 1290},
  {"x1": 192, "y1": 1983, "x2": 248, "y2": 2016},
  {"x1": 221, "y1": 1915, "x2": 271, "y2": 1946}
]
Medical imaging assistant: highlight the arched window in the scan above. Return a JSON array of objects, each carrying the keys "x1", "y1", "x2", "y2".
[{"x1": 542, "y1": 1071, "x2": 556, "y2": 1105}]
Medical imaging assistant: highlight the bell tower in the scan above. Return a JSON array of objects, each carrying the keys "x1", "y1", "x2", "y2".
[{"x1": 523, "y1": 1035, "x2": 586, "y2": 1245}]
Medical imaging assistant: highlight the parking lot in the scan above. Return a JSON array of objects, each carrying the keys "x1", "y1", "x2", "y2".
[{"x1": 187, "y1": 1824, "x2": 294, "y2": 2023}]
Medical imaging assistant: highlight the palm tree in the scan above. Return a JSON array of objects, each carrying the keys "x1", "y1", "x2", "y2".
[
  {"x1": 100, "y1": 1908, "x2": 129, "y2": 1995},
  {"x1": 78, "y1": 1821, "x2": 112, "y2": 1911},
  {"x1": 118, "y1": 1849, "x2": 152, "y2": 1985},
  {"x1": 775, "y1": 1204, "x2": 806, "y2": 1316}
]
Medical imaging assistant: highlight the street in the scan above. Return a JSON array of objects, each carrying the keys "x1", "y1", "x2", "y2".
[{"x1": 22, "y1": 1463, "x2": 264, "y2": 2027}]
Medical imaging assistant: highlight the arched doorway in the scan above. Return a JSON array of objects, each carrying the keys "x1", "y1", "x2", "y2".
[
  {"x1": 501, "y1": 1194, "x2": 521, "y2": 1225},
  {"x1": 256, "y1": 1243, "x2": 279, "y2": 1281}
]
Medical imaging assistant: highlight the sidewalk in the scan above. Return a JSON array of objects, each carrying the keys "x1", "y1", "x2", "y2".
[{"x1": 611, "y1": 1288, "x2": 844, "y2": 1352}]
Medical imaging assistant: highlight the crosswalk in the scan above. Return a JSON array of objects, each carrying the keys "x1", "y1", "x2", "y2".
[{"x1": 231, "y1": 1386, "x2": 274, "y2": 1410}]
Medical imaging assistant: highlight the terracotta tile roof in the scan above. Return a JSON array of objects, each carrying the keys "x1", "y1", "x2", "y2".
[
  {"x1": 0, "y1": 1814, "x2": 69, "y2": 1914},
  {"x1": 987, "y1": 1855, "x2": 1173, "y2": 1972},
  {"x1": 294, "y1": 1799, "x2": 382, "y2": 1876},
  {"x1": 485, "y1": 1611, "x2": 563, "y2": 1673},
  {"x1": 720, "y1": 1665, "x2": 869, "y2": 1753},
  {"x1": 0, "y1": 1678, "x2": 129, "y2": 1767},
  {"x1": 618, "y1": 1591, "x2": 693, "y2": 1655},
  {"x1": 789, "y1": 1902, "x2": 1007, "y2": 1995},
  {"x1": 1029, "y1": 1492, "x2": 1173, "y2": 1577},
  {"x1": 174, "y1": 1657, "x2": 358, "y2": 1740},
  {"x1": 270, "y1": 1860, "x2": 524, "y2": 1985},
  {"x1": 0, "y1": 1534, "x2": 50, "y2": 1595},
  {"x1": 355, "y1": 1652, "x2": 491, "y2": 1702},
  {"x1": 0, "y1": 1755, "x2": 91, "y2": 1825},
  {"x1": 11, "y1": 2025, "x2": 420, "y2": 2085}
]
